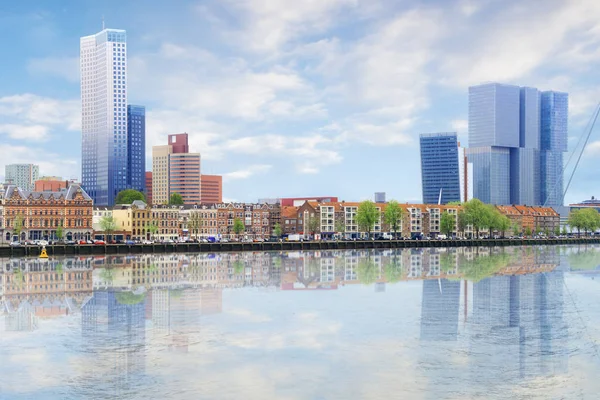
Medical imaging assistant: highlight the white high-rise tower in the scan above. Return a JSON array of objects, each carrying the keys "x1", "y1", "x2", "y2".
[{"x1": 80, "y1": 28, "x2": 128, "y2": 206}]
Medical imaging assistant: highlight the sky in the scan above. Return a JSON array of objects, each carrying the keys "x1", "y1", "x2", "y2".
[{"x1": 2, "y1": 0, "x2": 600, "y2": 204}]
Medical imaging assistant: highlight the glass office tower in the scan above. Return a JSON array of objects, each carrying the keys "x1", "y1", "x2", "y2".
[
  {"x1": 80, "y1": 29, "x2": 128, "y2": 206},
  {"x1": 420, "y1": 133, "x2": 461, "y2": 204},
  {"x1": 541, "y1": 91, "x2": 568, "y2": 206},
  {"x1": 127, "y1": 105, "x2": 146, "y2": 193}
]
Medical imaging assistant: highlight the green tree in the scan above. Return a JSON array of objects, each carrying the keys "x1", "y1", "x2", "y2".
[
  {"x1": 496, "y1": 215, "x2": 511, "y2": 238},
  {"x1": 568, "y1": 209, "x2": 585, "y2": 237},
  {"x1": 115, "y1": 189, "x2": 145, "y2": 204},
  {"x1": 562, "y1": 225, "x2": 568, "y2": 236},
  {"x1": 384, "y1": 200, "x2": 403, "y2": 238},
  {"x1": 147, "y1": 220, "x2": 159, "y2": 241},
  {"x1": 100, "y1": 215, "x2": 117, "y2": 242},
  {"x1": 187, "y1": 212, "x2": 202, "y2": 239},
  {"x1": 56, "y1": 221, "x2": 64, "y2": 241},
  {"x1": 169, "y1": 192, "x2": 184, "y2": 205},
  {"x1": 233, "y1": 217, "x2": 245, "y2": 239},
  {"x1": 306, "y1": 215, "x2": 320, "y2": 238},
  {"x1": 440, "y1": 211, "x2": 456, "y2": 238},
  {"x1": 553, "y1": 226, "x2": 560, "y2": 237},
  {"x1": 461, "y1": 199, "x2": 488, "y2": 238},
  {"x1": 524, "y1": 226, "x2": 533, "y2": 237},
  {"x1": 273, "y1": 223, "x2": 282, "y2": 238},
  {"x1": 580, "y1": 208, "x2": 600, "y2": 236},
  {"x1": 512, "y1": 223, "x2": 521, "y2": 237},
  {"x1": 334, "y1": 219, "x2": 346, "y2": 238},
  {"x1": 356, "y1": 200, "x2": 380, "y2": 239},
  {"x1": 13, "y1": 214, "x2": 24, "y2": 240}
]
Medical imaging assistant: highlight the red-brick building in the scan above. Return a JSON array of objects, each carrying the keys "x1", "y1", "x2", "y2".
[
  {"x1": 201, "y1": 174, "x2": 222, "y2": 203},
  {"x1": 145, "y1": 171, "x2": 153, "y2": 205}
]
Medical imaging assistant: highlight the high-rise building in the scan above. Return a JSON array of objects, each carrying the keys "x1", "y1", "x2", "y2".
[
  {"x1": 374, "y1": 192, "x2": 386, "y2": 203},
  {"x1": 541, "y1": 91, "x2": 568, "y2": 206},
  {"x1": 5, "y1": 164, "x2": 39, "y2": 191},
  {"x1": 145, "y1": 171, "x2": 153, "y2": 205},
  {"x1": 458, "y1": 144, "x2": 473, "y2": 202},
  {"x1": 201, "y1": 174, "x2": 223, "y2": 203},
  {"x1": 127, "y1": 105, "x2": 146, "y2": 193},
  {"x1": 80, "y1": 28, "x2": 128, "y2": 206},
  {"x1": 152, "y1": 133, "x2": 201, "y2": 205},
  {"x1": 468, "y1": 83, "x2": 567, "y2": 206},
  {"x1": 419, "y1": 133, "x2": 461, "y2": 204}
]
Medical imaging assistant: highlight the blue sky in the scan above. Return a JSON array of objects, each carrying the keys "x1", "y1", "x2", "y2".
[{"x1": 2, "y1": 0, "x2": 600, "y2": 203}]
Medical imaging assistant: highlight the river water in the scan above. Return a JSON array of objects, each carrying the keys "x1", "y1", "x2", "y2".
[{"x1": 0, "y1": 245, "x2": 599, "y2": 399}]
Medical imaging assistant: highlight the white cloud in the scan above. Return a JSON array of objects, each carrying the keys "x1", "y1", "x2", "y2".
[
  {"x1": 0, "y1": 144, "x2": 78, "y2": 181},
  {"x1": 27, "y1": 56, "x2": 79, "y2": 83},
  {"x1": 0, "y1": 94, "x2": 79, "y2": 131},
  {"x1": 223, "y1": 164, "x2": 272, "y2": 181},
  {"x1": 451, "y1": 119, "x2": 468, "y2": 133},
  {"x1": 0, "y1": 124, "x2": 49, "y2": 141}
]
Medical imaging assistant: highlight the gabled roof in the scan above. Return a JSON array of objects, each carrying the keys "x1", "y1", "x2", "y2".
[{"x1": 3, "y1": 184, "x2": 92, "y2": 202}]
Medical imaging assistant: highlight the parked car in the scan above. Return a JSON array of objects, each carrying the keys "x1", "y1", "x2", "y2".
[
  {"x1": 125, "y1": 240, "x2": 136, "y2": 245},
  {"x1": 94, "y1": 240, "x2": 106, "y2": 245},
  {"x1": 9, "y1": 241, "x2": 20, "y2": 247},
  {"x1": 141, "y1": 240, "x2": 153, "y2": 245}
]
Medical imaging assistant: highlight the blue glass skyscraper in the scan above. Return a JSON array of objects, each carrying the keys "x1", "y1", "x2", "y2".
[
  {"x1": 127, "y1": 105, "x2": 146, "y2": 193},
  {"x1": 420, "y1": 133, "x2": 461, "y2": 204},
  {"x1": 468, "y1": 83, "x2": 567, "y2": 206},
  {"x1": 81, "y1": 29, "x2": 128, "y2": 206},
  {"x1": 541, "y1": 91, "x2": 568, "y2": 206}
]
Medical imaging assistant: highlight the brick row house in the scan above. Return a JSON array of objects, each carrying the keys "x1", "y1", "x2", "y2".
[{"x1": 1, "y1": 184, "x2": 93, "y2": 243}]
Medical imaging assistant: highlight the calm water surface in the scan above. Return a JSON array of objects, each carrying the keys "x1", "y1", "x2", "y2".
[{"x1": 1, "y1": 245, "x2": 599, "y2": 399}]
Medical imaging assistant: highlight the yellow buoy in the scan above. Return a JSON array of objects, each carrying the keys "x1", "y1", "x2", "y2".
[{"x1": 39, "y1": 246, "x2": 49, "y2": 259}]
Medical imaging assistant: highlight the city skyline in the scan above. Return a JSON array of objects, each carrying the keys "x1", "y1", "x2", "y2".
[{"x1": 3, "y1": 1, "x2": 600, "y2": 204}]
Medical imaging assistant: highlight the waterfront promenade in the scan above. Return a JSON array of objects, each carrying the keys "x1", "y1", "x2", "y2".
[{"x1": 2, "y1": 237, "x2": 599, "y2": 258}]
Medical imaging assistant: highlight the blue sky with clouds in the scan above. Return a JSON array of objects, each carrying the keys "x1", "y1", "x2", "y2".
[{"x1": 2, "y1": 0, "x2": 600, "y2": 203}]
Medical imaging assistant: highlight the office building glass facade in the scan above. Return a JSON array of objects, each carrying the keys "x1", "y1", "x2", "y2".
[
  {"x1": 81, "y1": 29, "x2": 128, "y2": 206},
  {"x1": 420, "y1": 133, "x2": 461, "y2": 204},
  {"x1": 127, "y1": 105, "x2": 146, "y2": 193},
  {"x1": 541, "y1": 91, "x2": 568, "y2": 206}
]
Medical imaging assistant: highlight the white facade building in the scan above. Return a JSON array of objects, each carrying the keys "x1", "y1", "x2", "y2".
[
  {"x1": 80, "y1": 28, "x2": 128, "y2": 206},
  {"x1": 4, "y1": 164, "x2": 39, "y2": 191}
]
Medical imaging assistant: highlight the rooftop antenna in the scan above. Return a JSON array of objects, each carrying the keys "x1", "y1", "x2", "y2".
[{"x1": 102, "y1": 15, "x2": 105, "y2": 30}]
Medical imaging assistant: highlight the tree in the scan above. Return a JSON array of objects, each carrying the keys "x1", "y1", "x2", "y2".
[
  {"x1": 384, "y1": 200, "x2": 403, "y2": 238},
  {"x1": 169, "y1": 192, "x2": 184, "y2": 205},
  {"x1": 461, "y1": 199, "x2": 487, "y2": 238},
  {"x1": 115, "y1": 189, "x2": 145, "y2": 204},
  {"x1": 553, "y1": 226, "x2": 560, "y2": 237},
  {"x1": 568, "y1": 209, "x2": 585, "y2": 237},
  {"x1": 524, "y1": 226, "x2": 533, "y2": 237},
  {"x1": 13, "y1": 214, "x2": 24, "y2": 241},
  {"x1": 512, "y1": 223, "x2": 521, "y2": 237},
  {"x1": 187, "y1": 212, "x2": 202, "y2": 239},
  {"x1": 147, "y1": 220, "x2": 159, "y2": 241},
  {"x1": 496, "y1": 215, "x2": 511, "y2": 238},
  {"x1": 100, "y1": 215, "x2": 117, "y2": 243},
  {"x1": 273, "y1": 223, "x2": 282, "y2": 238},
  {"x1": 233, "y1": 217, "x2": 245, "y2": 239},
  {"x1": 562, "y1": 225, "x2": 568, "y2": 236},
  {"x1": 440, "y1": 211, "x2": 456, "y2": 238},
  {"x1": 334, "y1": 219, "x2": 346, "y2": 238},
  {"x1": 356, "y1": 200, "x2": 380, "y2": 239},
  {"x1": 581, "y1": 208, "x2": 600, "y2": 236},
  {"x1": 306, "y1": 215, "x2": 320, "y2": 238},
  {"x1": 56, "y1": 221, "x2": 64, "y2": 241}
]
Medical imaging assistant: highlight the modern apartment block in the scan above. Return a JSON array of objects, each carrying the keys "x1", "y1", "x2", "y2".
[
  {"x1": 201, "y1": 174, "x2": 223, "y2": 203},
  {"x1": 80, "y1": 28, "x2": 129, "y2": 206},
  {"x1": 127, "y1": 105, "x2": 146, "y2": 193},
  {"x1": 152, "y1": 133, "x2": 201, "y2": 205},
  {"x1": 467, "y1": 83, "x2": 567, "y2": 206},
  {"x1": 420, "y1": 133, "x2": 461, "y2": 204},
  {"x1": 5, "y1": 164, "x2": 39, "y2": 191}
]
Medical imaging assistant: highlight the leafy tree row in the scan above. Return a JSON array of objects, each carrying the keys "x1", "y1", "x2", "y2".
[{"x1": 568, "y1": 208, "x2": 600, "y2": 236}]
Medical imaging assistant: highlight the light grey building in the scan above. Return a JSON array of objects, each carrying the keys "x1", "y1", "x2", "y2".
[{"x1": 4, "y1": 164, "x2": 39, "y2": 191}]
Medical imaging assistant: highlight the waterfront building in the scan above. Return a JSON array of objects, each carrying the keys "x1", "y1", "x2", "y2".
[
  {"x1": 152, "y1": 133, "x2": 201, "y2": 205},
  {"x1": 468, "y1": 83, "x2": 568, "y2": 206},
  {"x1": 541, "y1": 91, "x2": 568, "y2": 206},
  {"x1": 1, "y1": 184, "x2": 93, "y2": 242},
  {"x1": 200, "y1": 174, "x2": 223, "y2": 203},
  {"x1": 34, "y1": 179, "x2": 70, "y2": 192},
  {"x1": 5, "y1": 164, "x2": 39, "y2": 191},
  {"x1": 80, "y1": 28, "x2": 128, "y2": 206},
  {"x1": 127, "y1": 105, "x2": 146, "y2": 193},
  {"x1": 420, "y1": 133, "x2": 461, "y2": 204}
]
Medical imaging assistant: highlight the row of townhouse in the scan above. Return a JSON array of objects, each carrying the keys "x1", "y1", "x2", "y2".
[
  {"x1": 0, "y1": 184, "x2": 94, "y2": 243},
  {"x1": 281, "y1": 201, "x2": 560, "y2": 238},
  {"x1": 94, "y1": 201, "x2": 280, "y2": 241}
]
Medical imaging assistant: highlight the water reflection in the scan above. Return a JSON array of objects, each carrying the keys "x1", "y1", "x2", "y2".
[{"x1": 1, "y1": 245, "x2": 599, "y2": 399}]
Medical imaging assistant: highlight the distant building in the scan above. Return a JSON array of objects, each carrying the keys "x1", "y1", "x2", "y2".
[
  {"x1": 145, "y1": 172, "x2": 152, "y2": 205},
  {"x1": 420, "y1": 133, "x2": 461, "y2": 204},
  {"x1": 374, "y1": 192, "x2": 386, "y2": 203},
  {"x1": 200, "y1": 174, "x2": 222, "y2": 203},
  {"x1": 458, "y1": 144, "x2": 473, "y2": 202},
  {"x1": 34, "y1": 179, "x2": 69, "y2": 192},
  {"x1": 280, "y1": 197, "x2": 338, "y2": 207},
  {"x1": 152, "y1": 133, "x2": 201, "y2": 205},
  {"x1": 5, "y1": 164, "x2": 39, "y2": 191},
  {"x1": 258, "y1": 198, "x2": 281, "y2": 205},
  {"x1": 468, "y1": 82, "x2": 567, "y2": 206},
  {"x1": 127, "y1": 105, "x2": 146, "y2": 193}
]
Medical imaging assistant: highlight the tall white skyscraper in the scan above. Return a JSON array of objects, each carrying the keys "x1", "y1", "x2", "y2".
[{"x1": 80, "y1": 28, "x2": 128, "y2": 206}]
